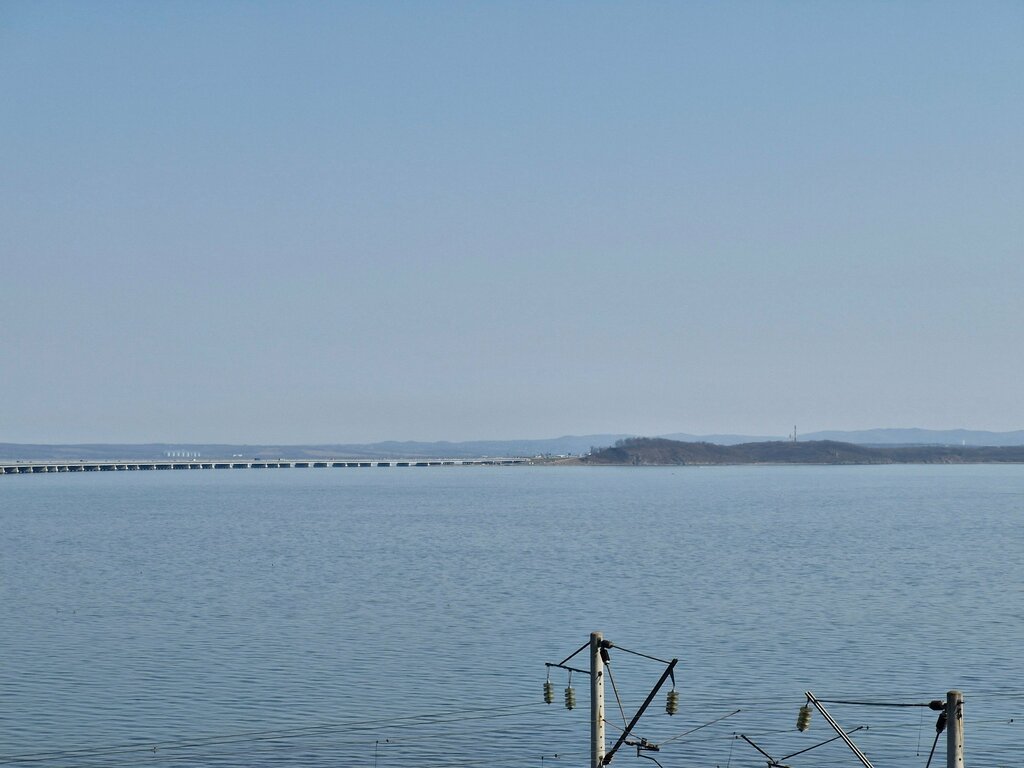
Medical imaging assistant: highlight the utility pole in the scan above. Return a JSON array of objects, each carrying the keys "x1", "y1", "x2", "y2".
[
  {"x1": 590, "y1": 632, "x2": 605, "y2": 768},
  {"x1": 947, "y1": 690, "x2": 964, "y2": 768},
  {"x1": 546, "y1": 634, "x2": 674, "y2": 768}
]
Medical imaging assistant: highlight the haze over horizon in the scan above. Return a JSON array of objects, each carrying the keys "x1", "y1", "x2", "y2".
[
  {"x1": 3, "y1": 3, "x2": 1022, "y2": 444},
  {"x1": 8, "y1": 422, "x2": 1024, "y2": 447}
]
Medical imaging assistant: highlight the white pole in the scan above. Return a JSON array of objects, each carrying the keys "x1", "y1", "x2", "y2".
[
  {"x1": 591, "y1": 632, "x2": 605, "y2": 768},
  {"x1": 947, "y1": 690, "x2": 964, "y2": 768}
]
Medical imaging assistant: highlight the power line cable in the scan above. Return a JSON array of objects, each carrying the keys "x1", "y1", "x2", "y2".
[
  {"x1": 603, "y1": 662, "x2": 629, "y2": 729},
  {"x1": 660, "y1": 709, "x2": 743, "y2": 745},
  {"x1": 31, "y1": 693, "x2": 1017, "y2": 768},
  {"x1": 816, "y1": 698, "x2": 944, "y2": 708},
  {"x1": 0, "y1": 703, "x2": 544, "y2": 765}
]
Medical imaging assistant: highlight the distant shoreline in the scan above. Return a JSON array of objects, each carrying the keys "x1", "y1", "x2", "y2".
[{"x1": 5, "y1": 429, "x2": 1024, "y2": 463}]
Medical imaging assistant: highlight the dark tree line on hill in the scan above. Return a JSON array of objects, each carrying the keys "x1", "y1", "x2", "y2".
[{"x1": 583, "y1": 437, "x2": 1024, "y2": 465}]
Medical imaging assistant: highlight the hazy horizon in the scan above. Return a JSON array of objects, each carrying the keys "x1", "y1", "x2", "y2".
[
  {"x1": 6, "y1": 425, "x2": 1024, "y2": 449},
  {"x1": 4, "y1": 3, "x2": 1022, "y2": 444}
]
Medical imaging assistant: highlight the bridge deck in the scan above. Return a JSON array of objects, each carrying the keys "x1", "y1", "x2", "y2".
[{"x1": 1, "y1": 458, "x2": 528, "y2": 475}]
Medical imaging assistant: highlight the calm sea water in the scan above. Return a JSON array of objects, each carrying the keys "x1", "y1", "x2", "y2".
[{"x1": 1, "y1": 466, "x2": 1021, "y2": 768}]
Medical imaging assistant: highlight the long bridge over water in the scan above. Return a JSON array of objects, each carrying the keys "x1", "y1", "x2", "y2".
[{"x1": 1, "y1": 457, "x2": 528, "y2": 475}]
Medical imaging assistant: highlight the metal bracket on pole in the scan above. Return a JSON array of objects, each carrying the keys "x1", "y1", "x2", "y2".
[
  {"x1": 805, "y1": 692, "x2": 874, "y2": 768},
  {"x1": 739, "y1": 726, "x2": 866, "y2": 768},
  {"x1": 602, "y1": 658, "x2": 678, "y2": 765}
]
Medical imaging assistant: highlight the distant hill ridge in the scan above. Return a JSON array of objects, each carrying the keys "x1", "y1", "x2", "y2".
[
  {"x1": 2, "y1": 428, "x2": 1023, "y2": 461},
  {"x1": 660, "y1": 428, "x2": 1024, "y2": 446},
  {"x1": 584, "y1": 438, "x2": 1024, "y2": 465}
]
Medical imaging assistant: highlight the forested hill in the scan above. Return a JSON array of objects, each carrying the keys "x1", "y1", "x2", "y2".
[{"x1": 583, "y1": 438, "x2": 1024, "y2": 465}]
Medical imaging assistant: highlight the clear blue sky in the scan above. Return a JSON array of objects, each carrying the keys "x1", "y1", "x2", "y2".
[{"x1": 2, "y1": 1, "x2": 1022, "y2": 443}]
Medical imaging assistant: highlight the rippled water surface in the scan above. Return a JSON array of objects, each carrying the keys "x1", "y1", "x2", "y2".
[{"x1": 2, "y1": 466, "x2": 1022, "y2": 767}]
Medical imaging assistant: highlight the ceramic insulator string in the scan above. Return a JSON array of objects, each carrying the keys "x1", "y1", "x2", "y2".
[
  {"x1": 796, "y1": 704, "x2": 812, "y2": 732},
  {"x1": 665, "y1": 690, "x2": 679, "y2": 716},
  {"x1": 564, "y1": 687, "x2": 576, "y2": 711}
]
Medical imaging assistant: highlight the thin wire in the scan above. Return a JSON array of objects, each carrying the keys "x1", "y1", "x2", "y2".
[
  {"x1": 0, "y1": 703, "x2": 543, "y2": 764},
  {"x1": 916, "y1": 706, "x2": 926, "y2": 755},
  {"x1": 71, "y1": 725, "x2": 536, "y2": 768},
  {"x1": 843, "y1": 717, "x2": 1014, "y2": 731},
  {"x1": 356, "y1": 716, "x2": 553, "y2": 745},
  {"x1": 64, "y1": 733, "x2": 577, "y2": 768},
  {"x1": 609, "y1": 644, "x2": 672, "y2": 665},
  {"x1": 923, "y1": 727, "x2": 942, "y2": 768},
  {"x1": 602, "y1": 719, "x2": 626, "y2": 736},
  {"x1": 11, "y1": 696, "x2": 1018, "y2": 768},
  {"x1": 557, "y1": 641, "x2": 590, "y2": 667},
  {"x1": 123, "y1": 733, "x2": 524, "y2": 768},
  {"x1": 407, "y1": 746, "x2": 589, "y2": 768},
  {"x1": 780, "y1": 726, "x2": 866, "y2": 762},
  {"x1": 817, "y1": 698, "x2": 940, "y2": 707},
  {"x1": 337, "y1": 751, "x2": 585, "y2": 768},
  {"x1": 603, "y1": 662, "x2": 629, "y2": 729},
  {"x1": 588, "y1": 690, "x2": 1024, "y2": 708},
  {"x1": 661, "y1": 709, "x2": 743, "y2": 745},
  {"x1": 621, "y1": 714, "x2": 1017, "y2": 750}
]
